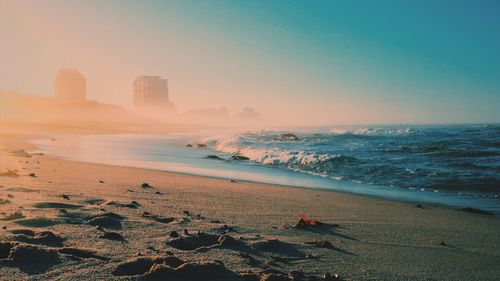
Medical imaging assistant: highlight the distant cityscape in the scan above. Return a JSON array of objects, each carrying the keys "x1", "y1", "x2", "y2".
[{"x1": 0, "y1": 68, "x2": 261, "y2": 124}]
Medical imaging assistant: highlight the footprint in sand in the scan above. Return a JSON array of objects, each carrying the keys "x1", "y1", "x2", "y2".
[
  {"x1": 0, "y1": 198, "x2": 12, "y2": 205},
  {"x1": 33, "y1": 202, "x2": 83, "y2": 209},
  {"x1": 58, "y1": 247, "x2": 110, "y2": 261},
  {"x1": 9, "y1": 229, "x2": 65, "y2": 247},
  {"x1": 6, "y1": 187, "x2": 39, "y2": 193},
  {"x1": 14, "y1": 218, "x2": 60, "y2": 228},
  {"x1": 0, "y1": 212, "x2": 26, "y2": 221},
  {"x1": 83, "y1": 198, "x2": 105, "y2": 205}
]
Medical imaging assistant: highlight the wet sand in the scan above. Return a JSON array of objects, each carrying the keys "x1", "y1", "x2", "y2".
[{"x1": 1, "y1": 136, "x2": 500, "y2": 280}]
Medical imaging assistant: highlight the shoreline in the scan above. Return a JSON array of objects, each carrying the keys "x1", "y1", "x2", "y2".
[
  {"x1": 27, "y1": 132, "x2": 500, "y2": 215},
  {"x1": 1, "y1": 133, "x2": 500, "y2": 280}
]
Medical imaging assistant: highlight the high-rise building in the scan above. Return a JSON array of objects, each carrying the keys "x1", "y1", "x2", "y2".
[
  {"x1": 54, "y1": 68, "x2": 86, "y2": 103},
  {"x1": 133, "y1": 76, "x2": 173, "y2": 110}
]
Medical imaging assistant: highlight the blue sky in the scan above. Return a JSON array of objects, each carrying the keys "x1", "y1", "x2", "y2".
[{"x1": 1, "y1": 0, "x2": 499, "y2": 124}]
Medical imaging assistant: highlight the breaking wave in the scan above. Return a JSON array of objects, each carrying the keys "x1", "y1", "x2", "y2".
[{"x1": 202, "y1": 125, "x2": 500, "y2": 195}]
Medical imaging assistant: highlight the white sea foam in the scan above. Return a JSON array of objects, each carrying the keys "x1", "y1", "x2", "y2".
[
  {"x1": 329, "y1": 127, "x2": 419, "y2": 136},
  {"x1": 208, "y1": 132, "x2": 333, "y2": 166}
]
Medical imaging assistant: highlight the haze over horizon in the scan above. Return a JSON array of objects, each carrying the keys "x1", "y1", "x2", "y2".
[{"x1": 1, "y1": 0, "x2": 499, "y2": 125}]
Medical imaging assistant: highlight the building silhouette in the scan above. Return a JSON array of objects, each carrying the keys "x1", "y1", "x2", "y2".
[
  {"x1": 133, "y1": 76, "x2": 175, "y2": 111},
  {"x1": 54, "y1": 68, "x2": 86, "y2": 103}
]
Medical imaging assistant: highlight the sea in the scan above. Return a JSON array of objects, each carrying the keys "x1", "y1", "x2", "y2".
[{"x1": 31, "y1": 124, "x2": 500, "y2": 213}]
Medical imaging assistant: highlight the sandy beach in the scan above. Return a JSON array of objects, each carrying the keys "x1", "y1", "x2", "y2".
[{"x1": 0, "y1": 134, "x2": 498, "y2": 281}]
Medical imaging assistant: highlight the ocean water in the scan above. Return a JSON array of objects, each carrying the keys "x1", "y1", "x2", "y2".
[
  {"x1": 31, "y1": 124, "x2": 500, "y2": 213},
  {"x1": 205, "y1": 124, "x2": 500, "y2": 195}
]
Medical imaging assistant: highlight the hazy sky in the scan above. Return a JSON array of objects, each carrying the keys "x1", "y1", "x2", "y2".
[{"x1": 1, "y1": 0, "x2": 499, "y2": 125}]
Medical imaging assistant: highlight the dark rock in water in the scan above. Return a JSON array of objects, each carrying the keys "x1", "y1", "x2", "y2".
[
  {"x1": 231, "y1": 155, "x2": 250, "y2": 161},
  {"x1": 186, "y1": 144, "x2": 193, "y2": 148},
  {"x1": 59, "y1": 247, "x2": 110, "y2": 261},
  {"x1": 112, "y1": 257, "x2": 157, "y2": 276},
  {"x1": 260, "y1": 273, "x2": 290, "y2": 281},
  {"x1": 206, "y1": 155, "x2": 224, "y2": 160},
  {"x1": 99, "y1": 231, "x2": 125, "y2": 241},
  {"x1": 87, "y1": 216, "x2": 122, "y2": 230},
  {"x1": 279, "y1": 133, "x2": 301, "y2": 141},
  {"x1": 197, "y1": 143, "x2": 207, "y2": 148},
  {"x1": 8, "y1": 244, "x2": 59, "y2": 263},
  {"x1": 462, "y1": 207, "x2": 494, "y2": 215},
  {"x1": 0, "y1": 242, "x2": 14, "y2": 259}
]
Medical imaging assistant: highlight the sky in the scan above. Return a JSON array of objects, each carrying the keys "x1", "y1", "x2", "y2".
[{"x1": 1, "y1": 0, "x2": 499, "y2": 125}]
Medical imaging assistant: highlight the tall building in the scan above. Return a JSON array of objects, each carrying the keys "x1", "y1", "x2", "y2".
[
  {"x1": 133, "y1": 76, "x2": 173, "y2": 110},
  {"x1": 54, "y1": 68, "x2": 86, "y2": 103}
]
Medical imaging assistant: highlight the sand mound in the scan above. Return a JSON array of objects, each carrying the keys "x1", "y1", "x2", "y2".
[
  {"x1": 11, "y1": 230, "x2": 65, "y2": 247},
  {"x1": 251, "y1": 239, "x2": 303, "y2": 257},
  {"x1": 0, "y1": 169, "x2": 20, "y2": 177},
  {"x1": 142, "y1": 212, "x2": 175, "y2": 223},
  {"x1": 259, "y1": 273, "x2": 290, "y2": 281},
  {"x1": 0, "y1": 242, "x2": 14, "y2": 259},
  {"x1": 15, "y1": 218, "x2": 60, "y2": 227},
  {"x1": 145, "y1": 260, "x2": 238, "y2": 281},
  {"x1": 90, "y1": 212, "x2": 125, "y2": 220},
  {"x1": 165, "y1": 233, "x2": 219, "y2": 250},
  {"x1": 59, "y1": 247, "x2": 110, "y2": 261},
  {"x1": 87, "y1": 216, "x2": 122, "y2": 230},
  {"x1": 0, "y1": 212, "x2": 25, "y2": 221},
  {"x1": 7, "y1": 244, "x2": 59, "y2": 263},
  {"x1": 113, "y1": 257, "x2": 159, "y2": 276},
  {"x1": 105, "y1": 201, "x2": 140, "y2": 209},
  {"x1": 99, "y1": 231, "x2": 126, "y2": 242}
]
